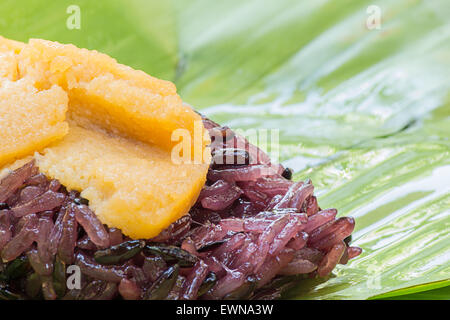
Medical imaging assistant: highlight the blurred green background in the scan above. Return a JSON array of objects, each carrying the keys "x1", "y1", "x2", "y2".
[{"x1": 1, "y1": 0, "x2": 449, "y2": 299}]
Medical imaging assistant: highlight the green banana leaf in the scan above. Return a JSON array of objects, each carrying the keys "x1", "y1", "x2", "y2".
[
  {"x1": 1, "y1": 0, "x2": 449, "y2": 300},
  {"x1": 380, "y1": 285, "x2": 450, "y2": 300}
]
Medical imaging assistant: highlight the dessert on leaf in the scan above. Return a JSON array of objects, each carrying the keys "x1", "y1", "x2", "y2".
[{"x1": 0, "y1": 36, "x2": 360, "y2": 300}]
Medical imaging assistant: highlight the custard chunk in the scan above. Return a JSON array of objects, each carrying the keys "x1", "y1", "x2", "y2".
[
  {"x1": 18, "y1": 39, "x2": 206, "y2": 155},
  {"x1": 36, "y1": 125, "x2": 209, "y2": 239},
  {"x1": 0, "y1": 36, "x2": 25, "y2": 54},
  {"x1": 0, "y1": 36, "x2": 25, "y2": 81},
  {"x1": 0, "y1": 51, "x2": 19, "y2": 80},
  {"x1": 0, "y1": 37, "x2": 23, "y2": 80},
  {"x1": 0, "y1": 79, "x2": 68, "y2": 167}
]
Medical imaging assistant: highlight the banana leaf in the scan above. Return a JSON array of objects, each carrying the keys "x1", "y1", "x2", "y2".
[{"x1": 0, "y1": 0, "x2": 448, "y2": 299}]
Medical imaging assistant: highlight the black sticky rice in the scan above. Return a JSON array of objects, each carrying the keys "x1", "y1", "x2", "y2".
[{"x1": 0, "y1": 118, "x2": 361, "y2": 300}]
